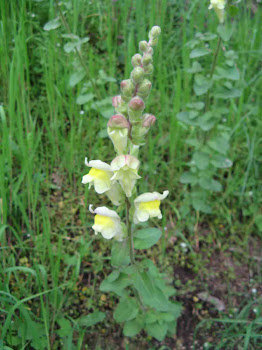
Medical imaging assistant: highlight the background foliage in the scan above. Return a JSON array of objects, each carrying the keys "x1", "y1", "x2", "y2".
[{"x1": 0, "y1": 0, "x2": 261, "y2": 349}]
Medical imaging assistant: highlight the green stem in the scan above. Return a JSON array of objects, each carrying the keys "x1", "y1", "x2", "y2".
[
  {"x1": 204, "y1": 36, "x2": 222, "y2": 113},
  {"x1": 126, "y1": 198, "x2": 135, "y2": 264}
]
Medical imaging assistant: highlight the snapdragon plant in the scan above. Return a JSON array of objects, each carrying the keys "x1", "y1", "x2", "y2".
[
  {"x1": 177, "y1": 1, "x2": 241, "y2": 248},
  {"x1": 82, "y1": 26, "x2": 181, "y2": 341}
]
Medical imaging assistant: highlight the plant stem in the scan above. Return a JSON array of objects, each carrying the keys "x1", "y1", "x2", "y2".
[
  {"x1": 126, "y1": 198, "x2": 135, "y2": 264},
  {"x1": 204, "y1": 36, "x2": 222, "y2": 113},
  {"x1": 194, "y1": 210, "x2": 200, "y2": 252}
]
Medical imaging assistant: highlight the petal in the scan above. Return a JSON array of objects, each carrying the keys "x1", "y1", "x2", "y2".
[
  {"x1": 94, "y1": 206, "x2": 120, "y2": 219},
  {"x1": 82, "y1": 174, "x2": 93, "y2": 184},
  {"x1": 93, "y1": 178, "x2": 111, "y2": 194},
  {"x1": 135, "y1": 209, "x2": 150, "y2": 222},
  {"x1": 85, "y1": 158, "x2": 112, "y2": 172}
]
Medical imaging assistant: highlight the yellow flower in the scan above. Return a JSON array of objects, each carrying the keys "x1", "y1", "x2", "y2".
[
  {"x1": 111, "y1": 155, "x2": 141, "y2": 197},
  {"x1": 82, "y1": 158, "x2": 113, "y2": 194},
  {"x1": 134, "y1": 190, "x2": 169, "y2": 223},
  {"x1": 89, "y1": 205, "x2": 124, "y2": 240},
  {"x1": 208, "y1": 0, "x2": 226, "y2": 23}
]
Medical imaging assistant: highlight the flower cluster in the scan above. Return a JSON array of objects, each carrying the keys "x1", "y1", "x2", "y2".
[
  {"x1": 208, "y1": 0, "x2": 226, "y2": 23},
  {"x1": 82, "y1": 26, "x2": 169, "y2": 241}
]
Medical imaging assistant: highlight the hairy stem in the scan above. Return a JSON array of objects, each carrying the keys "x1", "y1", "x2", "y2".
[
  {"x1": 126, "y1": 198, "x2": 135, "y2": 264},
  {"x1": 204, "y1": 36, "x2": 222, "y2": 113}
]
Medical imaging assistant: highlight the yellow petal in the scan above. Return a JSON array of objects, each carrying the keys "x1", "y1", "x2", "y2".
[
  {"x1": 94, "y1": 214, "x2": 115, "y2": 228},
  {"x1": 139, "y1": 200, "x2": 160, "y2": 212},
  {"x1": 89, "y1": 168, "x2": 111, "y2": 182}
]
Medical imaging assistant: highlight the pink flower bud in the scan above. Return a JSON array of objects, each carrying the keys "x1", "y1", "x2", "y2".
[
  {"x1": 107, "y1": 114, "x2": 130, "y2": 129},
  {"x1": 139, "y1": 40, "x2": 148, "y2": 52},
  {"x1": 128, "y1": 96, "x2": 145, "y2": 111},
  {"x1": 142, "y1": 114, "x2": 156, "y2": 127},
  {"x1": 112, "y1": 95, "x2": 122, "y2": 108},
  {"x1": 131, "y1": 54, "x2": 143, "y2": 67}
]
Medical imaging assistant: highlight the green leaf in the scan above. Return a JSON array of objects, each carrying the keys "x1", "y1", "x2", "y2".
[
  {"x1": 211, "y1": 155, "x2": 233, "y2": 168},
  {"x1": 69, "y1": 69, "x2": 86, "y2": 87},
  {"x1": 199, "y1": 177, "x2": 222, "y2": 192},
  {"x1": 194, "y1": 74, "x2": 212, "y2": 96},
  {"x1": 77, "y1": 311, "x2": 105, "y2": 328},
  {"x1": 217, "y1": 24, "x2": 233, "y2": 42},
  {"x1": 215, "y1": 66, "x2": 240, "y2": 81},
  {"x1": 192, "y1": 193, "x2": 212, "y2": 214},
  {"x1": 255, "y1": 215, "x2": 262, "y2": 232},
  {"x1": 180, "y1": 172, "x2": 198, "y2": 185},
  {"x1": 197, "y1": 112, "x2": 216, "y2": 131},
  {"x1": 214, "y1": 87, "x2": 242, "y2": 99},
  {"x1": 145, "y1": 321, "x2": 168, "y2": 341},
  {"x1": 186, "y1": 102, "x2": 204, "y2": 110},
  {"x1": 76, "y1": 93, "x2": 94, "y2": 105},
  {"x1": 100, "y1": 272, "x2": 131, "y2": 296},
  {"x1": 133, "y1": 228, "x2": 162, "y2": 249},
  {"x1": 111, "y1": 240, "x2": 130, "y2": 267},
  {"x1": 43, "y1": 17, "x2": 61, "y2": 31},
  {"x1": 193, "y1": 152, "x2": 209, "y2": 170},
  {"x1": 189, "y1": 48, "x2": 210, "y2": 59},
  {"x1": 208, "y1": 135, "x2": 229, "y2": 155},
  {"x1": 177, "y1": 111, "x2": 198, "y2": 126},
  {"x1": 196, "y1": 32, "x2": 217, "y2": 41},
  {"x1": 132, "y1": 271, "x2": 169, "y2": 312},
  {"x1": 186, "y1": 61, "x2": 203, "y2": 73},
  {"x1": 123, "y1": 317, "x2": 144, "y2": 337},
  {"x1": 114, "y1": 297, "x2": 138, "y2": 323},
  {"x1": 56, "y1": 318, "x2": 72, "y2": 337}
]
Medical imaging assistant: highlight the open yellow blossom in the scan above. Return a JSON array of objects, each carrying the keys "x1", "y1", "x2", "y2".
[
  {"x1": 89, "y1": 205, "x2": 124, "y2": 240},
  {"x1": 111, "y1": 155, "x2": 141, "y2": 197},
  {"x1": 208, "y1": 0, "x2": 226, "y2": 23},
  {"x1": 133, "y1": 190, "x2": 169, "y2": 223},
  {"x1": 82, "y1": 158, "x2": 113, "y2": 194}
]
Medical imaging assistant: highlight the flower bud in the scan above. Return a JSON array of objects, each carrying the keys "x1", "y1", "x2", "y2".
[
  {"x1": 131, "y1": 53, "x2": 143, "y2": 67},
  {"x1": 144, "y1": 64, "x2": 154, "y2": 75},
  {"x1": 112, "y1": 95, "x2": 122, "y2": 108},
  {"x1": 139, "y1": 40, "x2": 148, "y2": 52},
  {"x1": 112, "y1": 95, "x2": 128, "y2": 115},
  {"x1": 137, "y1": 79, "x2": 152, "y2": 99},
  {"x1": 128, "y1": 96, "x2": 145, "y2": 123},
  {"x1": 142, "y1": 53, "x2": 153, "y2": 66},
  {"x1": 107, "y1": 115, "x2": 130, "y2": 154},
  {"x1": 150, "y1": 37, "x2": 159, "y2": 47},
  {"x1": 131, "y1": 67, "x2": 144, "y2": 85},
  {"x1": 148, "y1": 47, "x2": 154, "y2": 55},
  {"x1": 107, "y1": 114, "x2": 130, "y2": 129},
  {"x1": 149, "y1": 26, "x2": 161, "y2": 39},
  {"x1": 142, "y1": 113, "x2": 156, "y2": 128},
  {"x1": 120, "y1": 79, "x2": 135, "y2": 97}
]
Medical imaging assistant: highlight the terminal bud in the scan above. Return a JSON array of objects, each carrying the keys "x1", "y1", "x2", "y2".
[{"x1": 149, "y1": 26, "x2": 161, "y2": 39}]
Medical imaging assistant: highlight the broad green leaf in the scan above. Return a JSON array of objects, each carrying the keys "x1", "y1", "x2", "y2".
[
  {"x1": 192, "y1": 196, "x2": 212, "y2": 214},
  {"x1": 193, "y1": 152, "x2": 209, "y2": 170},
  {"x1": 186, "y1": 61, "x2": 203, "y2": 73},
  {"x1": 197, "y1": 113, "x2": 216, "y2": 131},
  {"x1": 76, "y1": 93, "x2": 94, "y2": 105},
  {"x1": 189, "y1": 48, "x2": 210, "y2": 59},
  {"x1": 123, "y1": 317, "x2": 144, "y2": 337},
  {"x1": 215, "y1": 66, "x2": 240, "y2": 81},
  {"x1": 56, "y1": 318, "x2": 72, "y2": 337},
  {"x1": 199, "y1": 177, "x2": 222, "y2": 192},
  {"x1": 111, "y1": 240, "x2": 130, "y2": 267},
  {"x1": 114, "y1": 297, "x2": 138, "y2": 323},
  {"x1": 186, "y1": 102, "x2": 204, "y2": 110},
  {"x1": 211, "y1": 155, "x2": 233, "y2": 168},
  {"x1": 77, "y1": 311, "x2": 105, "y2": 327},
  {"x1": 177, "y1": 111, "x2": 198, "y2": 126},
  {"x1": 214, "y1": 87, "x2": 242, "y2": 99},
  {"x1": 208, "y1": 135, "x2": 229, "y2": 155},
  {"x1": 43, "y1": 17, "x2": 61, "y2": 31},
  {"x1": 133, "y1": 228, "x2": 162, "y2": 249},
  {"x1": 217, "y1": 24, "x2": 233, "y2": 41},
  {"x1": 132, "y1": 271, "x2": 169, "y2": 312},
  {"x1": 145, "y1": 321, "x2": 168, "y2": 341},
  {"x1": 196, "y1": 32, "x2": 217, "y2": 41},
  {"x1": 69, "y1": 69, "x2": 86, "y2": 87},
  {"x1": 100, "y1": 272, "x2": 131, "y2": 296},
  {"x1": 194, "y1": 74, "x2": 212, "y2": 96},
  {"x1": 180, "y1": 172, "x2": 198, "y2": 185}
]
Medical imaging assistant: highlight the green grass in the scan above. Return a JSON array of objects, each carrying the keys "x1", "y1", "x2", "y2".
[{"x1": 1, "y1": 0, "x2": 262, "y2": 349}]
